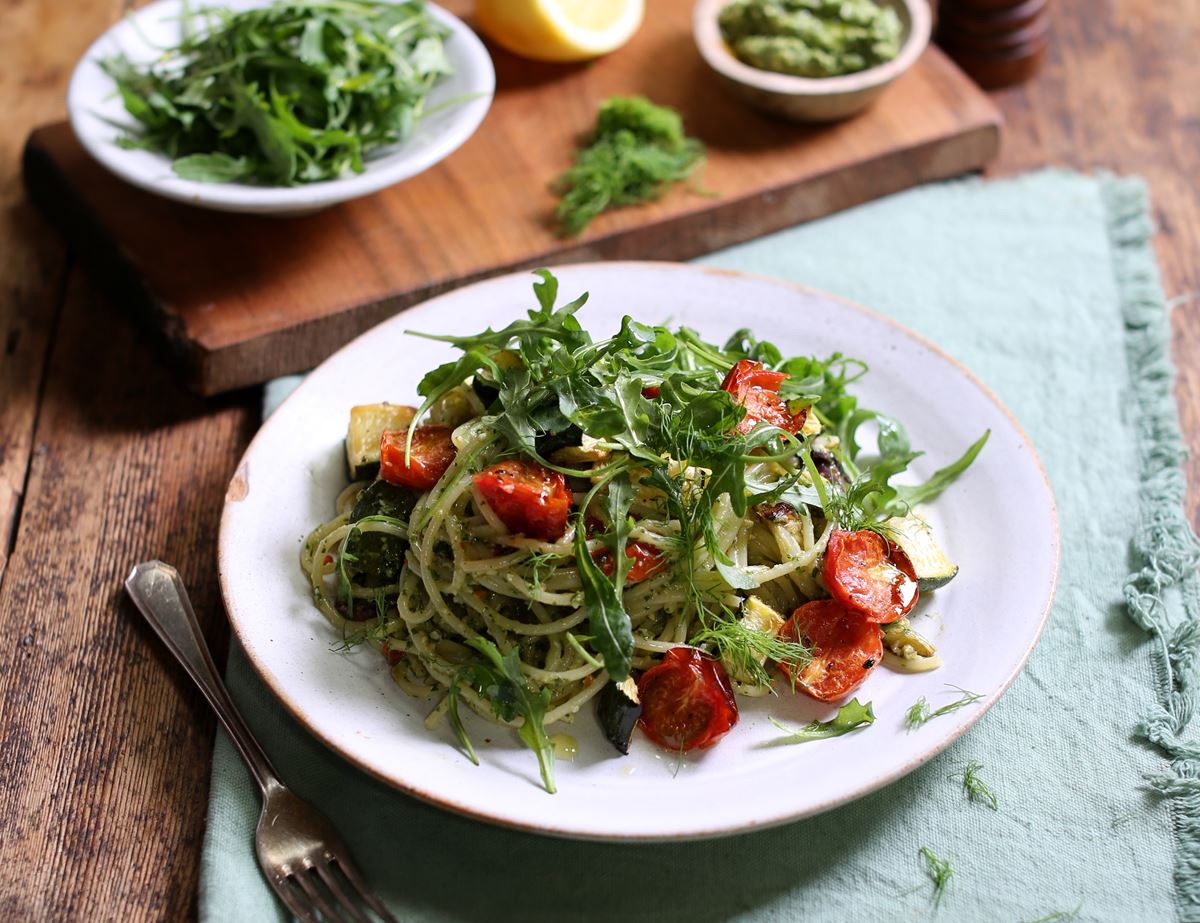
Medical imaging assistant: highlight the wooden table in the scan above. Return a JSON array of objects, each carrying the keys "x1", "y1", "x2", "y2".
[{"x1": 1, "y1": 1, "x2": 1196, "y2": 917}]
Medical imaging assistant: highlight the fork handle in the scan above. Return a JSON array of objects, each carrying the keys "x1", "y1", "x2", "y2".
[{"x1": 125, "y1": 560, "x2": 282, "y2": 795}]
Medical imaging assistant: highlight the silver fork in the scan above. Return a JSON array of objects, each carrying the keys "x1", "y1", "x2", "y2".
[{"x1": 125, "y1": 560, "x2": 400, "y2": 923}]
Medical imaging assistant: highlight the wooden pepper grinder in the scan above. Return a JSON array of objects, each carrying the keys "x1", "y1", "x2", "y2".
[{"x1": 935, "y1": 0, "x2": 1050, "y2": 89}]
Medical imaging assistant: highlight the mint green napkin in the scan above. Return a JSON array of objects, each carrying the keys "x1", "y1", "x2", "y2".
[{"x1": 200, "y1": 170, "x2": 1198, "y2": 922}]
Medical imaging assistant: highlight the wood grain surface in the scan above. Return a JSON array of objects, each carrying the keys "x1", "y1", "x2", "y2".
[
  {"x1": 22, "y1": 11, "x2": 1001, "y2": 394},
  {"x1": 0, "y1": 0, "x2": 1198, "y2": 920}
]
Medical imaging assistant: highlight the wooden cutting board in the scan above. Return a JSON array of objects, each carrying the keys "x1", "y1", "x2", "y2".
[{"x1": 22, "y1": 0, "x2": 1001, "y2": 396}]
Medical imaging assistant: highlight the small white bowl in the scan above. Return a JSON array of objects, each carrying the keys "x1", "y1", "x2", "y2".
[
  {"x1": 67, "y1": 0, "x2": 494, "y2": 216},
  {"x1": 694, "y1": 0, "x2": 932, "y2": 123}
]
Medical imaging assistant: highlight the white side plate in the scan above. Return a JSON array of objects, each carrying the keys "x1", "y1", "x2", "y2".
[
  {"x1": 68, "y1": 0, "x2": 494, "y2": 215},
  {"x1": 219, "y1": 263, "x2": 1059, "y2": 840}
]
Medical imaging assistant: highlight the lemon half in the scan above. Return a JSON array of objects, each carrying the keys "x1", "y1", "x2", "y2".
[{"x1": 476, "y1": 0, "x2": 645, "y2": 62}]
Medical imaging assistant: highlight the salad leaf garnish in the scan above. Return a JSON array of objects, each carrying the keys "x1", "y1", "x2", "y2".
[
  {"x1": 448, "y1": 637, "x2": 556, "y2": 793},
  {"x1": 954, "y1": 759, "x2": 998, "y2": 810},
  {"x1": 905, "y1": 685, "x2": 983, "y2": 730},
  {"x1": 767, "y1": 698, "x2": 875, "y2": 744},
  {"x1": 919, "y1": 846, "x2": 954, "y2": 908},
  {"x1": 101, "y1": 1, "x2": 453, "y2": 186},
  {"x1": 575, "y1": 516, "x2": 635, "y2": 682}
]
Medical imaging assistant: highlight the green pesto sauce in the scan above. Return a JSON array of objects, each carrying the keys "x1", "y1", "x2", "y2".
[{"x1": 718, "y1": 0, "x2": 903, "y2": 78}]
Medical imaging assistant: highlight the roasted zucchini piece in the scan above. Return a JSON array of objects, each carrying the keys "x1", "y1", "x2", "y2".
[
  {"x1": 881, "y1": 618, "x2": 942, "y2": 673},
  {"x1": 346, "y1": 403, "x2": 416, "y2": 480},
  {"x1": 597, "y1": 676, "x2": 641, "y2": 755},
  {"x1": 726, "y1": 597, "x2": 786, "y2": 684},
  {"x1": 885, "y1": 514, "x2": 958, "y2": 592},
  {"x1": 344, "y1": 480, "x2": 419, "y2": 589}
]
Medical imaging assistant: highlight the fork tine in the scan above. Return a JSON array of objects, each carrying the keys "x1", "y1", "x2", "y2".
[
  {"x1": 274, "y1": 876, "x2": 320, "y2": 923},
  {"x1": 332, "y1": 856, "x2": 401, "y2": 923},
  {"x1": 295, "y1": 866, "x2": 345, "y2": 921},
  {"x1": 314, "y1": 862, "x2": 373, "y2": 923}
]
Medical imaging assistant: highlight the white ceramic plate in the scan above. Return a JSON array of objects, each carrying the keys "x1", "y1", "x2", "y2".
[
  {"x1": 67, "y1": 0, "x2": 494, "y2": 216},
  {"x1": 219, "y1": 263, "x2": 1059, "y2": 840}
]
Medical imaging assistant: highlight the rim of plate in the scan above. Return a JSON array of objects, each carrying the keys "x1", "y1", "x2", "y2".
[
  {"x1": 67, "y1": 0, "x2": 494, "y2": 214},
  {"x1": 218, "y1": 262, "x2": 1060, "y2": 841}
]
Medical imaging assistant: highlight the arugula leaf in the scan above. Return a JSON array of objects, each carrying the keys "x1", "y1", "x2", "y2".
[
  {"x1": 768, "y1": 698, "x2": 875, "y2": 744},
  {"x1": 449, "y1": 637, "x2": 557, "y2": 793},
  {"x1": 101, "y1": 1, "x2": 454, "y2": 186},
  {"x1": 896, "y1": 430, "x2": 991, "y2": 507},
  {"x1": 171, "y1": 152, "x2": 253, "y2": 182},
  {"x1": 575, "y1": 518, "x2": 634, "y2": 682}
]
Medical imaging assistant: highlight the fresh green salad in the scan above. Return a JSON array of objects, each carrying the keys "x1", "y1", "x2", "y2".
[{"x1": 102, "y1": 0, "x2": 453, "y2": 185}]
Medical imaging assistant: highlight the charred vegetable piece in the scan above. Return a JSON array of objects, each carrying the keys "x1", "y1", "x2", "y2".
[
  {"x1": 535, "y1": 423, "x2": 584, "y2": 458},
  {"x1": 597, "y1": 676, "x2": 642, "y2": 755},
  {"x1": 351, "y1": 479, "x2": 419, "y2": 525},
  {"x1": 346, "y1": 403, "x2": 416, "y2": 480},
  {"x1": 343, "y1": 480, "x2": 418, "y2": 589},
  {"x1": 884, "y1": 514, "x2": 959, "y2": 592}
]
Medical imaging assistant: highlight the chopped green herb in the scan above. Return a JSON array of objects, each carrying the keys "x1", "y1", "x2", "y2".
[
  {"x1": 101, "y1": 0, "x2": 454, "y2": 185},
  {"x1": 553, "y1": 96, "x2": 706, "y2": 237},
  {"x1": 905, "y1": 685, "x2": 982, "y2": 730},
  {"x1": 768, "y1": 698, "x2": 875, "y2": 744},
  {"x1": 448, "y1": 637, "x2": 556, "y2": 793},
  {"x1": 954, "y1": 760, "x2": 997, "y2": 810},
  {"x1": 692, "y1": 609, "x2": 811, "y2": 688},
  {"x1": 919, "y1": 846, "x2": 953, "y2": 908}
]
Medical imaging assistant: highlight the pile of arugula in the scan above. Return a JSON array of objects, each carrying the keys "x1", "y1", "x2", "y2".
[
  {"x1": 409, "y1": 270, "x2": 988, "y2": 693},
  {"x1": 102, "y1": 0, "x2": 452, "y2": 185}
]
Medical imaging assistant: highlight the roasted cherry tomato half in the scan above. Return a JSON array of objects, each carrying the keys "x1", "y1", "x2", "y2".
[
  {"x1": 472, "y1": 459, "x2": 572, "y2": 542},
  {"x1": 379, "y1": 426, "x2": 457, "y2": 491},
  {"x1": 641, "y1": 385, "x2": 661, "y2": 399},
  {"x1": 593, "y1": 540, "x2": 667, "y2": 584},
  {"x1": 777, "y1": 600, "x2": 883, "y2": 702},
  {"x1": 823, "y1": 529, "x2": 919, "y2": 623},
  {"x1": 637, "y1": 647, "x2": 738, "y2": 751},
  {"x1": 720, "y1": 359, "x2": 806, "y2": 435}
]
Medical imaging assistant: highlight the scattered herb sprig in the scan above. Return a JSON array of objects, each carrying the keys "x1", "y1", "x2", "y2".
[
  {"x1": 919, "y1": 846, "x2": 954, "y2": 908},
  {"x1": 955, "y1": 759, "x2": 998, "y2": 810},
  {"x1": 905, "y1": 685, "x2": 983, "y2": 730},
  {"x1": 553, "y1": 96, "x2": 706, "y2": 237},
  {"x1": 448, "y1": 637, "x2": 556, "y2": 793},
  {"x1": 768, "y1": 698, "x2": 875, "y2": 744},
  {"x1": 102, "y1": 0, "x2": 453, "y2": 185}
]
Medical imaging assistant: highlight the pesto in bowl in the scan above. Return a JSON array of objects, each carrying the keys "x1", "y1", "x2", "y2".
[{"x1": 718, "y1": 0, "x2": 903, "y2": 78}]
